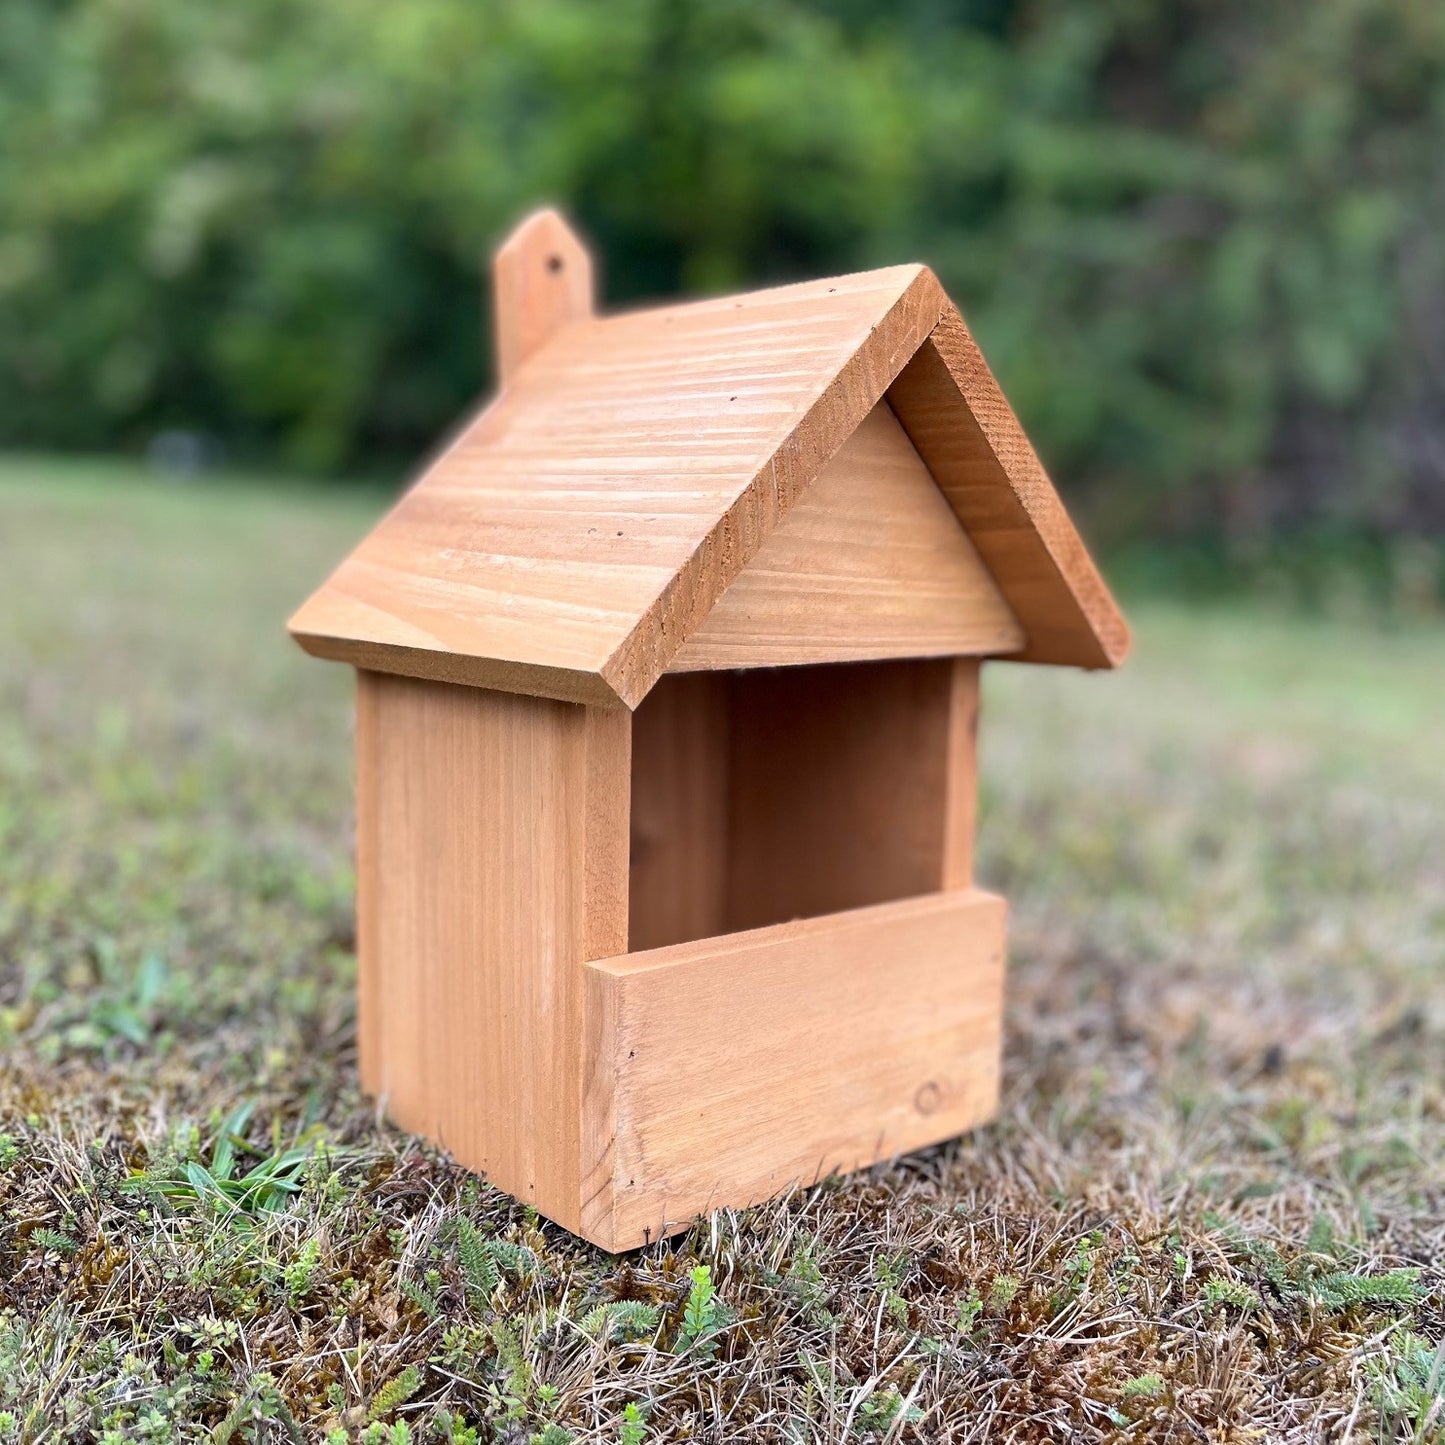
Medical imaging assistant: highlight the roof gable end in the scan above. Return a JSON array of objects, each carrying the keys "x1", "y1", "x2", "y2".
[{"x1": 668, "y1": 399, "x2": 1026, "y2": 671}]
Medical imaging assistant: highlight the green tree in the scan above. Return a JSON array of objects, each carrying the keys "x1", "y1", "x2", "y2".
[{"x1": 1, "y1": 0, "x2": 1441, "y2": 545}]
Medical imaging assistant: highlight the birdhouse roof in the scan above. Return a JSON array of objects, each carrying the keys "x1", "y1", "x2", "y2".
[{"x1": 290, "y1": 250, "x2": 1128, "y2": 709}]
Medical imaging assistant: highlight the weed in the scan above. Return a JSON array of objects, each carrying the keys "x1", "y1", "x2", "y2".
[
  {"x1": 455, "y1": 1215, "x2": 499, "y2": 1300},
  {"x1": 987, "y1": 1274, "x2": 1020, "y2": 1310},
  {"x1": 450, "y1": 1215, "x2": 535, "y2": 1308},
  {"x1": 283, "y1": 1237, "x2": 322, "y2": 1302},
  {"x1": 1310, "y1": 1269, "x2": 1421, "y2": 1310},
  {"x1": 401, "y1": 1274, "x2": 441, "y2": 1319},
  {"x1": 955, "y1": 1290, "x2": 983, "y2": 1335},
  {"x1": 580, "y1": 1301, "x2": 662, "y2": 1345},
  {"x1": 1370, "y1": 1332, "x2": 1445, "y2": 1444},
  {"x1": 1205, "y1": 1216, "x2": 1423, "y2": 1314},
  {"x1": 1123, "y1": 1372, "x2": 1166, "y2": 1399},
  {"x1": 855, "y1": 1385, "x2": 922, "y2": 1436},
  {"x1": 433, "y1": 1411, "x2": 480, "y2": 1445},
  {"x1": 675, "y1": 1266, "x2": 730, "y2": 1355},
  {"x1": 362, "y1": 1424, "x2": 411, "y2": 1445},
  {"x1": 29, "y1": 1227, "x2": 79, "y2": 1256},
  {"x1": 54, "y1": 943, "x2": 172, "y2": 1056},
  {"x1": 782, "y1": 1243, "x2": 834, "y2": 1327},
  {"x1": 129, "y1": 1103, "x2": 345, "y2": 1222},
  {"x1": 872, "y1": 1251, "x2": 912, "y2": 1326},
  {"x1": 1203, "y1": 1278, "x2": 1264, "y2": 1313},
  {"x1": 368, "y1": 1365, "x2": 421, "y2": 1422},
  {"x1": 618, "y1": 1403, "x2": 647, "y2": 1445}
]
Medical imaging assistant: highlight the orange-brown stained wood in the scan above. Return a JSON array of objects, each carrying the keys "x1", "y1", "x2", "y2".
[
  {"x1": 582, "y1": 889, "x2": 1007, "y2": 1250},
  {"x1": 289, "y1": 261, "x2": 950, "y2": 707},
  {"x1": 493, "y1": 208, "x2": 595, "y2": 386},
  {"x1": 627, "y1": 658, "x2": 980, "y2": 951},
  {"x1": 722, "y1": 659, "x2": 969, "y2": 934},
  {"x1": 887, "y1": 305, "x2": 1131, "y2": 670},
  {"x1": 292, "y1": 214, "x2": 1127, "y2": 707},
  {"x1": 667, "y1": 401, "x2": 1024, "y2": 671},
  {"x1": 942, "y1": 658, "x2": 981, "y2": 889},
  {"x1": 354, "y1": 670, "x2": 630, "y2": 1233},
  {"x1": 297, "y1": 210, "x2": 1133, "y2": 1253},
  {"x1": 628, "y1": 673, "x2": 731, "y2": 953}
]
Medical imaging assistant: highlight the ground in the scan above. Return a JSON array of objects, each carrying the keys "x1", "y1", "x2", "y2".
[{"x1": 0, "y1": 458, "x2": 1440, "y2": 1444}]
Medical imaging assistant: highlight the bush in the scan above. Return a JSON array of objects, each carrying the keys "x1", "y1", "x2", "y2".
[{"x1": 1, "y1": 0, "x2": 1442, "y2": 543}]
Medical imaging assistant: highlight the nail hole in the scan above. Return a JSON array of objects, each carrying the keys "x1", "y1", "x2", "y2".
[{"x1": 546, "y1": 253, "x2": 564, "y2": 273}]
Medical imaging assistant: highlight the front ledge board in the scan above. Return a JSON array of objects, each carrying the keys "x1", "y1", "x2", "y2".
[{"x1": 580, "y1": 887, "x2": 1007, "y2": 1250}]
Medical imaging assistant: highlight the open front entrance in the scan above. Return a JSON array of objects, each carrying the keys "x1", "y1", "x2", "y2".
[{"x1": 627, "y1": 658, "x2": 978, "y2": 951}]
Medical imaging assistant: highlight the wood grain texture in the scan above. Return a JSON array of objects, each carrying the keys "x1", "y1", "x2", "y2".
[
  {"x1": 668, "y1": 401, "x2": 1024, "y2": 670},
  {"x1": 311, "y1": 219, "x2": 1126, "y2": 1248},
  {"x1": 493, "y1": 209, "x2": 594, "y2": 386},
  {"x1": 355, "y1": 671, "x2": 382, "y2": 1096},
  {"x1": 723, "y1": 660, "x2": 964, "y2": 934},
  {"x1": 887, "y1": 305, "x2": 1131, "y2": 669},
  {"x1": 354, "y1": 671, "x2": 629, "y2": 1233},
  {"x1": 627, "y1": 660, "x2": 975, "y2": 949},
  {"x1": 290, "y1": 264, "x2": 949, "y2": 707},
  {"x1": 628, "y1": 673, "x2": 730, "y2": 952},
  {"x1": 941, "y1": 659, "x2": 980, "y2": 889},
  {"x1": 582, "y1": 889, "x2": 1007, "y2": 1249}
]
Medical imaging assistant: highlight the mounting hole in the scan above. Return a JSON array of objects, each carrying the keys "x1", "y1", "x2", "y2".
[{"x1": 546, "y1": 253, "x2": 564, "y2": 274}]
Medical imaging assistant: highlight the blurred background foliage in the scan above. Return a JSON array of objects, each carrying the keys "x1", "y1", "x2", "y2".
[{"x1": 2, "y1": 0, "x2": 1443, "y2": 556}]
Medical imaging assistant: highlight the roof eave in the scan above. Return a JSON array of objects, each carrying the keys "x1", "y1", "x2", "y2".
[
  {"x1": 887, "y1": 303, "x2": 1131, "y2": 673},
  {"x1": 288, "y1": 621, "x2": 628, "y2": 708}
]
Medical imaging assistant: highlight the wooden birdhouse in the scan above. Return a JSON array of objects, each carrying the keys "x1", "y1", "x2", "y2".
[{"x1": 290, "y1": 209, "x2": 1129, "y2": 1250}]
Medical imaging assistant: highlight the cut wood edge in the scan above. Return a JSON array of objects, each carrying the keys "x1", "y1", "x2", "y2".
[
  {"x1": 598, "y1": 266, "x2": 950, "y2": 708},
  {"x1": 887, "y1": 304, "x2": 1131, "y2": 670},
  {"x1": 289, "y1": 628, "x2": 626, "y2": 708}
]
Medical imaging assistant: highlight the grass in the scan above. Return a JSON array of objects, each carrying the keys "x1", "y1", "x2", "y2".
[{"x1": 0, "y1": 454, "x2": 1442, "y2": 1443}]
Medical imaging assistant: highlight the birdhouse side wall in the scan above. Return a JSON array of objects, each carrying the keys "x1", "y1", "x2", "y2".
[{"x1": 355, "y1": 670, "x2": 630, "y2": 1233}]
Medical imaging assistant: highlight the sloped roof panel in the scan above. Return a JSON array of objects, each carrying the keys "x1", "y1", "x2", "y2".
[{"x1": 290, "y1": 264, "x2": 946, "y2": 706}]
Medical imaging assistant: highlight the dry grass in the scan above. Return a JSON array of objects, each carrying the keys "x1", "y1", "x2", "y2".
[{"x1": 0, "y1": 459, "x2": 1441, "y2": 1444}]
